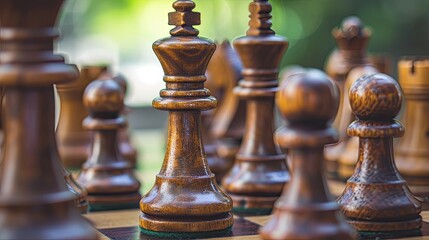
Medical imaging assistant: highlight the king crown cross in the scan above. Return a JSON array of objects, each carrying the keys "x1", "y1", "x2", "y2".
[
  {"x1": 247, "y1": 0, "x2": 275, "y2": 36},
  {"x1": 168, "y1": 0, "x2": 201, "y2": 36}
]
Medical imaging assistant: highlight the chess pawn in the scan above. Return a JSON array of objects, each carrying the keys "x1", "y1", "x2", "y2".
[
  {"x1": 337, "y1": 73, "x2": 422, "y2": 232},
  {"x1": 222, "y1": 0, "x2": 290, "y2": 214},
  {"x1": 139, "y1": 0, "x2": 233, "y2": 236},
  {"x1": 324, "y1": 16, "x2": 371, "y2": 177},
  {"x1": 208, "y1": 41, "x2": 246, "y2": 182},
  {"x1": 396, "y1": 58, "x2": 429, "y2": 202},
  {"x1": 0, "y1": 0, "x2": 96, "y2": 238},
  {"x1": 260, "y1": 69, "x2": 356, "y2": 240},
  {"x1": 77, "y1": 79, "x2": 141, "y2": 211},
  {"x1": 57, "y1": 65, "x2": 108, "y2": 169}
]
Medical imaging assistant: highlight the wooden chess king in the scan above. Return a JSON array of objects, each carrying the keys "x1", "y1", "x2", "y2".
[
  {"x1": 139, "y1": 0, "x2": 233, "y2": 237},
  {"x1": 222, "y1": 0, "x2": 290, "y2": 214},
  {"x1": 0, "y1": 0, "x2": 96, "y2": 239}
]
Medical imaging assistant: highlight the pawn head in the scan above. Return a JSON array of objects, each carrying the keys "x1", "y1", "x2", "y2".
[
  {"x1": 83, "y1": 79, "x2": 124, "y2": 116},
  {"x1": 276, "y1": 69, "x2": 339, "y2": 126},
  {"x1": 349, "y1": 73, "x2": 402, "y2": 121}
]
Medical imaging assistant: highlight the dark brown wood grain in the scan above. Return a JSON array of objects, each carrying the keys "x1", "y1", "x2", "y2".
[
  {"x1": 324, "y1": 16, "x2": 372, "y2": 178},
  {"x1": 337, "y1": 73, "x2": 422, "y2": 232},
  {"x1": 222, "y1": 0, "x2": 290, "y2": 214},
  {"x1": 206, "y1": 40, "x2": 246, "y2": 183},
  {"x1": 260, "y1": 69, "x2": 357, "y2": 240},
  {"x1": 395, "y1": 58, "x2": 429, "y2": 203},
  {"x1": 139, "y1": 0, "x2": 233, "y2": 234},
  {"x1": 0, "y1": 0, "x2": 96, "y2": 238},
  {"x1": 77, "y1": 79, "x2": 141, "y2": 211}
]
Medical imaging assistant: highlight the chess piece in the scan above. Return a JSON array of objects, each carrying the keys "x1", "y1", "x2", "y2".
[
  {"x1": 222, "y1": 0, "x2": 290, "y2": 214},
  {"x1": 77, "y1": 79, "x2": 141, "y2": 211},
  {"x1": 337, "y1": 73, "x2": 422, "y2": 232},
  {"x1": 208, "y1": 41, "x2": 246, "y2": 182},
  {"x1": 57, "y1": 65, "x2": 108, "y2": 169},
  {"x1": 396, "y1": 58, "x2": 429, "y2": 202},
  {"x1": 260, "y1": 69, "x2": 356, "y2": 240},
  {"x1": 0, "y1": 0, "x2": 96, "y2": 238},
  {"x1": 324, "y1": 16, "x2": 371, "y2": 177},
  {"x1": 139, "y1": 0, "x2": 233, "y2": 236}
]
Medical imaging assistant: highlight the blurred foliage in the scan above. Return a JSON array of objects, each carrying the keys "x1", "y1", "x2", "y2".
[{"x1": 59, "y1": 0, "x2": 429, "y2": 74}]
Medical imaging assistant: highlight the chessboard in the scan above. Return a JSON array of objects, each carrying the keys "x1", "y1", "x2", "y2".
[{"x1": 84, "y1": 180, "x2": 429, "y2": 240}]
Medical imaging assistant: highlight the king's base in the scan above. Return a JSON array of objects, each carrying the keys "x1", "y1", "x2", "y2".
[
  {"x1": 140, "y1": 226, "x2": 233, "y2": 239},
  {"x1": 348, "y1": 216, "x2": 422, "y2": 232},
  {"x1": 139, "y1": 212, "x2": 233, "y2": 234},
  {"x1": 229, "y1": 193, "x2": 277, "y2": 215},
  {"x1": 87, "y1": 192, "x2": 141, "y2": 211}
]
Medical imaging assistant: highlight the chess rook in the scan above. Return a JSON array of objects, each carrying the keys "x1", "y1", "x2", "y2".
[
  {"x1": 77, "y1": 79, "x2": 141, "y2": 211},
  {"x1": 337, "y1": 73, "x2": 422, "y2": 232},
  {"x1": 324, "y1": 16, "x2": 371, "y2": 178},
  {"x1": 139, "y1": 0, "x2": 233, "y2": 236},
  {"x1": 222, "y1": 0, "x2": 290, "y2": 213},
  {"x1": 0, "y1": 0, "x2": 96, "y2": 238},
  {"x1": 396, "y1": 58, "x2": 429, "y2": 202},
  {"x1": 260, "y1": 69, "x2": 356, "y2": 240}
]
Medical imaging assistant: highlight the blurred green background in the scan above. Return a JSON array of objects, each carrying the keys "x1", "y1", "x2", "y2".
[
  {"x1": 58, "y1": 0, "x2": 429, "y2": 107},
  {"x1": 58, "y1": 0, "x2": 429, "y2": 193}
]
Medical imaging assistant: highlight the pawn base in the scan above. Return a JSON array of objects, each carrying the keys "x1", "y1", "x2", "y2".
[
  {"x1": 348, "y1": 216, "x2": 422, "y2": 232},
  {"x1": 87, "y1": 192, "x2": 141, "y2": 211},
  {"x1": 229, "y1": 193, "x2": 277, "y2": 215},
  {"x1": 139, "y1": 212, "x2": 233, "y2": 233}
]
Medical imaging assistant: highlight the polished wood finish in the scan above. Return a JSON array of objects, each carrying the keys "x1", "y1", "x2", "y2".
[
  {"x1": 222, "y1": 0, "x2": 290, "y2": 214},
  {"x1": 57, "y1": 65, "x2": 137, "y2": 168},
  {"x1": 337, "y1": 73, "x2": 422, "y2": 232},
  {"x1": 77, "y1": 79, "x2": 141, "y2": 211},
  {"x1": 324, "y1": 16, "x2": 371, "y2": 177},
  {"x1": 139, "y1": 0, "x2": 233, "y2": 234},
  {"x1": 0, "y1": 0, "x2": 96, "y2": 238},
  {"x1": 396, "y1": 58, "x2": 429, "y2": 202},
  {"x1": 208, "y1": 41, "x2": 246, "y2": 182},
  {"x1": 260, "y1": 69, "x2": 356, "y2": 240}
]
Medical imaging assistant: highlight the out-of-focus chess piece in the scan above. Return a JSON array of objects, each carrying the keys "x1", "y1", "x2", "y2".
[
  {"x1": 396, "y1": 58, "x2": 429, "y2": 202},
  {"x1": 77, "y1": 79, "x2": 141, "y2": 211}
]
